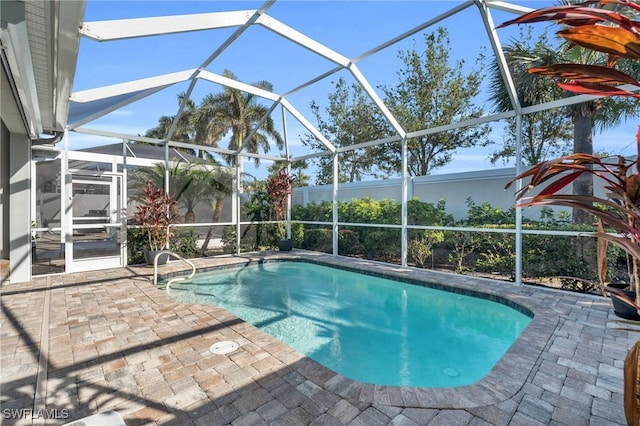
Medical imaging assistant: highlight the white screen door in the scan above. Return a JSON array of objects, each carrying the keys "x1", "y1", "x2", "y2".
[{"x1": 65, "y1": 173, "x2": 125, "y2": 273}]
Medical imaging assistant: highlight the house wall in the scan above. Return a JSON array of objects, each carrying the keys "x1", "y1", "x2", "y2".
[
  {"x1": 1, "y1": 64, "x2": 32, "y2": 283},
  {"x1": 8, "y1": 131, "x2": 31, "y2": 282},
  {"x1": 1, "y1": 120, "x2": 9, "y2": 261}
]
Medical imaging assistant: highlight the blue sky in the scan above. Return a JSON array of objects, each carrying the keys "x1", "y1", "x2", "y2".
[{"x1": 69, "y1": 1, "x2": 640, "y2": 180}]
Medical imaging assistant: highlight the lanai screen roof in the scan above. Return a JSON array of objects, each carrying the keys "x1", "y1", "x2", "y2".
[{"x1": 17, "y1": 0, "x2": 632, "y2": 171}]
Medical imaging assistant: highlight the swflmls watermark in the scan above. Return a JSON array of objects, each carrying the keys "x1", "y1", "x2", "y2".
[{"x1": 2, "y1": 408, "x2": 70, "y2": 420}]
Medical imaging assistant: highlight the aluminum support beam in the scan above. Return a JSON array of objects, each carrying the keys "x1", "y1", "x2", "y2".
[
  {"x1": 478, "y1": 1, "x2": 524, "y2": 286},
  {"x1": 122, "y1": 139, "x2": 128, "y2": 266},
  {"x1": 514, "y1": 114, "x2": 523, "y2": 286},
  {"x1": 332, "y1": 153, "x2": 339, "y2": 257},
  {"x1": 194, "y1": 4, "x2": 275, "y2": 74},
  {"x1": 72, "y1": 127, "x2": 238, "y2": 157},
  {"x1": 80, "y1": 11, "x2": 256, "y2": 41},
  {"x1": 198, "y1": 71, "x2": 281, "y2": 102},
  {"x1": 235, "y1": 159, "x2": 242, "y2": 256},
  {"x1": 63, "y1": 130, "x2": 72, "y2": 274},
  {"x1": 283, "y1": 66, "x2": 343, "y2": 97},
  {"x1": 282, "y1": 105, "x2": 291, "y2": 240},
  {"x1": 165, "y1": 79, "x2": 198, "y2": 142},
  {"x1": 349, "y1": 64, "x2": 406, "y2": 138},
  {"x1": 291, "y1": 150, "x2": 333, "y2": 163},
  {"x1": 401, "y1": 137, "x2": 408, "y2": 268},
  {"x1": 279, "y1": 99, "x2": 336, "y2": 153},
  {"x1": 520, "y1": 86, "x2": 640, "y2": 114},
  {"x1": 336, "y1": 135, "x2": 402, "y2": 153},
  {"x1": 164, "y1": 142, "x2": 170, "y2": 195},
  {"x1": 406, "y1": 111, "x2": 515, "y2": 139},
  {"x1": 484, "y1": 1, "x2": 533, "y2": 15},
  {"x1": 353, "y1": 1, "x2": 474, "y2": 63},
  {"x1": 255, "y1": 15, "x2": 350, "y2": 67},
  {"x1": 236, "y1": 100, "x2": 281, "y2": 154},
  {"x1": 476, "y1": 1, "x2": 521, "y2": 118}
]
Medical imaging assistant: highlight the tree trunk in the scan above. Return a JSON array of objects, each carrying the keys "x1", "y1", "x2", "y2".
[
  {"x1": 237, "y1": 133, "x2": 244, "y2": 193},
  {"x1": 572, "y1": 103, "x2": 594, "y2": 225},
  {"x1": 199, "y1": 197, "x2": 225, "y2": 255}
]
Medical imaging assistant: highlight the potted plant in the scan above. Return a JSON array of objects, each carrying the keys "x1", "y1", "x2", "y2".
[
  {"x1": 134, "y1": 182, "x2": 180, "y2": 264},
  {"x1": 266, "y1": 168, "x2": 295, "y2": 251},
  {"x1": 500, "y1": 3, "x2": 640, "y2": 423}
]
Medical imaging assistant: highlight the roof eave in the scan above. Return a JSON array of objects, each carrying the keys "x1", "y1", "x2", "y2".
[{"x1": 48, "y1": 0, "x2": 86, "y2": 134}]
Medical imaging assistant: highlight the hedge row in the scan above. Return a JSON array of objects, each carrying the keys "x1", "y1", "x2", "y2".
[
  {"x1": 127, "y1": 196, "x2": 624, "y2": 295},
  {"x1": 229, "y1": 197, "x2": 623, "y2": 294}
]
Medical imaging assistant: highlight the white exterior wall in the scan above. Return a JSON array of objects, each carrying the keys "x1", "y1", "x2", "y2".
[
  {"x1": 293, "y1": 168, "x2": 610, "y2": 221},
  {"x1": 8, "y1": 132, "x2": 31, "y2": 282}
]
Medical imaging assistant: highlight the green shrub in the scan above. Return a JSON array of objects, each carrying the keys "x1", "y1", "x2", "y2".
[
  {"x1": 127, "y1": 227, "x2": 147, "y2": 264},
  {"x1": 169, "y1": 228, "x2": 199, "y2": 258},
  {"x1": 445, "y1": 230, "x2": 482, "y2": 273},
  {"x1": 292, "y1": 222, "x2": 304, "y2": 247},
  {"x1": 127, "y1": 226, "x2": 200, "y2": 264},
  {"x1": 465, "y1": 198, "x2": 514, "y2": 225},
  {"x1": 408, "y1": 198, "x2": 453, "y2": 226},
  {"x1": 362, "y1": 229, "x2": 400, "y2": 262},
  {"x1": 302, "y1": 227, "x2": 333, "y2": 253},
  {"x1": 408, "y1": 230, "x2": 445, "y2": 268}
]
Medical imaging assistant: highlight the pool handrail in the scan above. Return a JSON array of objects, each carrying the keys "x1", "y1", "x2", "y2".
[{"x1": 152, "y1": 250, "x2": 196, "y2": 290}]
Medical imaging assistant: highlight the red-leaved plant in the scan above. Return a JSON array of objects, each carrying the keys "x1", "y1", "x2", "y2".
[
  {"x1": 501, "y1": 2, "x2": 640, "y2": 424},
  {"x1": 266, "y1": 168, "x2": 295, "y2": 221},
  {"x1": 134, "y1": 182, "x2": 180, "y2": 251},
  {"x1": 500, "y1": 0, "x2": 640, "y2": 313}
]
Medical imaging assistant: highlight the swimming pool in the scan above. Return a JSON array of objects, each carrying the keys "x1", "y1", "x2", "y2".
[{"x1": 167, "y1": 260, "x2": 532, "y2": 388}]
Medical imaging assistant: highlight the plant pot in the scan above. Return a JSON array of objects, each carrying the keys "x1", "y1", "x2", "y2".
[
  {"x1": 278, "y1": 239, "x2": 293, "y2": 252},
  {"x1": 607, "y1": 283, "x2": 640, "y2": 321},
  {"x1": 145, "y1": 249, "x2": 169, "y2": 265}
]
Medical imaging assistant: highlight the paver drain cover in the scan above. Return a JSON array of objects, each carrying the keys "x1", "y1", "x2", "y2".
[{"x1": 209, "y1": 340, "x2": 239, "y2": 355}]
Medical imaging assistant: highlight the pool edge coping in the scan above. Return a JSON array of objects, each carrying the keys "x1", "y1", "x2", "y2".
[{"x1": 154, "y1": 250, "x2": 560, "y2": 409}]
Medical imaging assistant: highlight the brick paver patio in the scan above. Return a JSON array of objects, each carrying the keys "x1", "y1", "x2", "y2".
[{"x1": 1, "y1": 251, "x2": 638, "y2": 425}]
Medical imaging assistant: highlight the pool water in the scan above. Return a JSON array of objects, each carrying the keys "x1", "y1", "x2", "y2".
[{"x1": 168, "y1": 261, "x2": 531, "y2": 387}]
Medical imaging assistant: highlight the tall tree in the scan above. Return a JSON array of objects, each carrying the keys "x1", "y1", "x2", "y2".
[
  {"x1": 381, "y1": 27, "x2": 491, "y2": 176},
  {"x1": 303, "y1": 77, "x2": 393, "y2": 185},
  {"x1": 144, "y1": 94, "x2": 206, "y2": 158},
  {"x1": 198, "y1": 162, "x2": 235, "y2": 255},
  {"x1": 145, "y1": 94, "x2": 197, "y2": 143},
  {"x1": 488, "y1": 30, "x2": 573, "y2": 166},
  {"x1": 132, "y1": 161, "x2": 214, "y2": 223},
  {"x1": 496, "y1": 2, "x2": 640, "y2": 223},
  {"x1": 132, "y1": 162, "x2": 192, "y2": 203},
  {"x1": 268, "y1": 159, "x2": 311, "y2": 187},
  {"x1": 194, "y1": 70, "x2": 284, "y2": 189}
]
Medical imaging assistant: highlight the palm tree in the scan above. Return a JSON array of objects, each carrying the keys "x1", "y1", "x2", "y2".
[
  {"x1": 194, "y1": 70, "x2": 284, "y2": 190},
  {"x1": 268, "y1": 158, "x2": 311, "y2": 187},
  {"x1": 491, "y1": 10, "x2": 640, "y2": 224},
  {"x1": 145, "y1": 94, "x2": 203, "y2": 156},
  {"x1": 133, "y1": 162, "x2": 203, "y2": 222},
  {"x1": 199, "y1": 162, "x2": 234, "y2": 255},
  {"x1": 488, "y1": 30, "x2": 573, "y2": 166}
]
